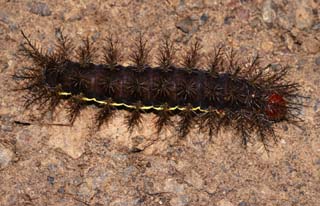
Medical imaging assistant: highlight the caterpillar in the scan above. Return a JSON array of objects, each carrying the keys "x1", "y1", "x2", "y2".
[{"x1": 14, "y1": 30, "x2": 302, "y2": 148}]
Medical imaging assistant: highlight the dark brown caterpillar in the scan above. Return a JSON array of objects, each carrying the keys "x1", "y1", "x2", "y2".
[{"x1": 14, "y1": 30, "x2": 303, "y2": 148}]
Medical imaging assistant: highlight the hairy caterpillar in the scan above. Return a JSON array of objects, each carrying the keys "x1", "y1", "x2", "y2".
[{"x1": 14, "y1": 30, "x2": 302, "y2": 148}]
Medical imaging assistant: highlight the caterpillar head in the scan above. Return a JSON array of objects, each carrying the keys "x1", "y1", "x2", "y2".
[{"x1": 265, "y1": 93, "x2": 287, "y2": 121}]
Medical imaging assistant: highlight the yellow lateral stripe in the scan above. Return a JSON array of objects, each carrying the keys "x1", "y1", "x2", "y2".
[
  {"x1": 168, "y1": 106, "x2": 178, "y2": 111},
  {"x1": 141, "y1": 106, "x2": 153, "y2": 110},
  {"x1": 59, "y1": 92, "x2": 72, "y2": 96},
  {"x1": 58, "y1": 92, "x2": 211, "y2": 113}
]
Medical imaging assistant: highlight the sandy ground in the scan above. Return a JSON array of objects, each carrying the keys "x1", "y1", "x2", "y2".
[{"x1": 0, "y1": 0, "x2": 319, "y2": 205}]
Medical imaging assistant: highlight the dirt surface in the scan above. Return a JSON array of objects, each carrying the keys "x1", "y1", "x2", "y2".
[{"x1": 0, "y1": 0, "x2": 320, "y2": 205}]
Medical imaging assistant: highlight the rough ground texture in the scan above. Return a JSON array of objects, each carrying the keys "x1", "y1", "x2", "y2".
[{"x1": 0, "y1": 0, "x2": 319, "y2": 205}]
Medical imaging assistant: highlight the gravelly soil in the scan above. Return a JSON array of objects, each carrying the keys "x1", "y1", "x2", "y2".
[{"x1": 0, "y1": 0, "x2": 319, "y2": 206}]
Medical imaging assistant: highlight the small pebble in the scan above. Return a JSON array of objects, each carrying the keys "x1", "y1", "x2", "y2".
[
  {"x1": 1, "y1": 125, "x2": 13, "y2": 132},
  {"x1": 277, "y1": 10, "x2": 294, "y2": 30},
  {"x1": 312, "y1": 23, "x2": 320, "y2": 30},
  {"x1": 176, "y1": 16, "x2": 197, "y2": 34},
  {"x1": 28, "y1": 2, "x2": 52, "y2": 16},
  {"x1": 237, "y1": 8, "x2": 250, "y2": 21},
  {"x1": 240, "y1": 0, "x2": 250, "y2": 4},
  {"x1": 0, "y1": 11, "x2": 17, "y2": 31},
  {"x1": 47, "y1": 176, "x2": 55, "y2": 185},
  {"x1": 283, "y1": 33, "x2": 296, "y2": 52},
  {"x1": 200, "y1": 13, "x2": 209, "y2": 25},
  {"x1": 0, "y1": 144, "x2": 14, "y2": 170},
  {"x1": 9, "y1": 23, "x2": 18, "y2": 31},
  {"x1": 0, "y1": 59, "x2": 9, "y2": 72},
  {"x1": 302, "y1": 37, "x2": 320, "y2": 54},
  {"x1": 58, "y1": 187, "x2": 65, "y2": 194},
  {"x1": 262, "y1": 0, "x2": 276, "y2": 26},
  {"x1": 315, "y1": 56, "x2": 320, "y2": 66},
  {"x1": 250, "y1": 17, "x2": 262, "y2": 29},
  {"x1": 261, "y1": 40, "x2": 274, "y2": 52},
  {"x1": 64, "y1": 9, "x2": 83, "y2": 22},
  {"x1": 313, "y1": 99, "x2": 320, "y2": 112},
  {"x1": 282, "y1": 124, "x2": 288, "y2": 132},
  {"x1": 295, "y1": 1, "x2": 314, "y2": 29},
  {"x1": 218, "y1": 199, "x2": 234, "y2": 206},
  {"x1": 0, "y1": 11, "x2": 9, "y2": 24},
  {"x1": 91, "y1": 32, "x2": 101, "y2": 42},
  {"x1": 169, "y1": 195, "x2": 189, "y2": 206},
  {"x1": 238, "y1": 202, "x2": 249, "y2": 206},
  {"x1": 224, "y1": 15, "x2": 235, "y2": 25}
]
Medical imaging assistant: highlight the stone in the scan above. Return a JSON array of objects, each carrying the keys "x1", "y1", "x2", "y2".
[
  {"x1": 0, "y1": 144, "x2": 14, "y2": 170},
  {"x1": 224, "y1": 15, "x2": 235, "y2": 25},
  {"x1": 48, "y1": 119, "x2": 87, "y2": 159},
  {"x1": 315, "y1": 56, "x2": 320, "y2": 66},
  {"x1": 262, "y1": 0, "x2": 276, "y2": 26},
  {"x1": 313, "y1": 23, "x2": 320, "y2": 30},
  {"x1": 0, "y1": 11, "x2": 9, "y2": 24},
  {"x1": 313, "y1": 99, "x2": 320, "y2": 112},
  {"x1": 295, "y1": 0, "x2": 314, "y2": 29},
  {"x1": 47, "y1": 176, "x2": 55, "y2": 185},
  {"x1": 164, "y1": 178, "x2": 185, "y2": 193},
  {"x1": 283, "y1": 33, "x2": 295, "y2": 52},
  {"x1": 302, "y1": 37, "x2": 320, "y2": 54},
  {"x1": 277, "y1": 10, "x2": 295, "y2": 30},
  {"x1": 48, "y1": 131, "x2": 85, "y2": 159},
  {"x1": 169, "y1": 195, "x2": 189, "y2": 206},
  {"x1": 200, "y1": 13, "x2": 209, "y2": 25},
  {"x1": 250, "y1": 17, "x2": 263, "y2": 29},
  {"x1": 64, "y1": 9, "x2": 83, "y2": 22},
  {"x1": 238, "y1": 201, "x2": 249, "y2": 206},
  {"x1": 0, "y1": 11, "x2": 18, "y2": 31},
  {"x1": 184, "y1": 170, "x2": 204, "y2": 189},
  {"x1": 176, "y1": 16, "x2": 197, "y2": 34},
  {"x1": 236, "y1": 7, "x2": 250, "y2": 21},
  {"x1": 218, "y1": 199, "x2": 234, "y2": 206},
  {"x1": 261, "y1": 40, "x2": 274, "y2": 52},
  {"x1": 28, "y1": 2, "x2": 52, "y2": 16}
]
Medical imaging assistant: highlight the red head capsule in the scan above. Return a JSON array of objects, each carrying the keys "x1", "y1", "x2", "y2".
[{"x1": 265, "y1": 93, "x2": 287, "y2": 121}]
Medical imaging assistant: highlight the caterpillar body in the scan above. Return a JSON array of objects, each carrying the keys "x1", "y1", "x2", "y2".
[{"x1": 14, "y1": 30, "x2": 302, "y2": 148}]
